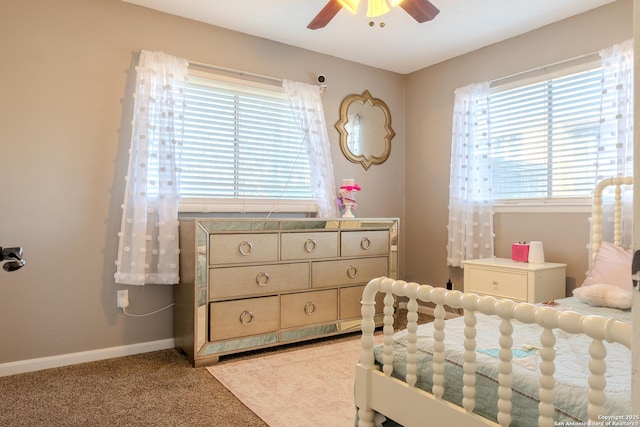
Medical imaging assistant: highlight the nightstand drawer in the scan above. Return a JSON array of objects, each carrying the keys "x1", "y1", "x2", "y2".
[
  {"x1": 209, "y1": 263, "x2": 309, "y2": 299},
  {"x1": 465, "y1": 268, "x2": 528, "y2": 301},
  {"x1": 209, "y1": 296, "x2": 280, "y2": 341},
  {"x1": 281, "y1": 289, "x2": 338, "y2": 329}
]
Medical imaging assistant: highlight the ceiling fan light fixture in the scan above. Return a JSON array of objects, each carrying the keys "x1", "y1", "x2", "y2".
[
  {"x1": 337, "y1": 0, "x2": 360, "y2": 14},
  {"x1": 307, "y1": 0, "x2": 436, "y2": 30},
  {"x1": 367, "y1": 0, "x2": 390, "y2": 17},
  {"x1": 366, "y1": 0, "x2": 404, "y2": 18}
]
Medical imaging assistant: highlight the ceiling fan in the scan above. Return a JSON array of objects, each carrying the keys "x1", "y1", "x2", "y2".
[{"x1": 307, "y1": 0, "x2": 440, "y2": 30}]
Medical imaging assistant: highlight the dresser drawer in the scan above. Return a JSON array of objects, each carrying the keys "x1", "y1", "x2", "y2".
[
  {"x1": 210, "y1": 263, "x2": 309, "y2": 299},
  {"x1": 209, "y1": 296, "x2": 280, "y2": 341},
  {"x1": 209, "y1": 233, "x2": 278, "y2": 265},
  {"x1": 280, "y1": 289, "x2": 337, "y2": 329},
  {"x1": 465, "y1": 267, "x2": 528, "y2": 301},
  {"x1": 341, "y1": 230, "x2": 390, "y2": 257},
  {"x1": 281, "y1": 231, "x2": 338, "y2": 260},
  {"x1": 311, "y1": 257, "x2": 388, "y2": 288},
  {"x1": 339, "y1": 285, "x2": 385, "y2": 319}
]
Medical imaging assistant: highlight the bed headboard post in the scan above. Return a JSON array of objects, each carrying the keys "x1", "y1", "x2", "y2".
[{"x1": 590, "y1": 176, "x2": 633, "y2": 267}]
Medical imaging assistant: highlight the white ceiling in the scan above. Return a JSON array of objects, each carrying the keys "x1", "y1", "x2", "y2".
[{"x1": 122, "y1": 0, "x2": 617, "y2": 74}]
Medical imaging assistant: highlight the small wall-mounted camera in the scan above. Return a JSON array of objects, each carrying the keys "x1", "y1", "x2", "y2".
[{"x1": 317, "y1": 74, "x2": 327, "y2": 84}]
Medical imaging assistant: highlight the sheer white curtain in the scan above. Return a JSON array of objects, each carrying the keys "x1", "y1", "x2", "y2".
[
  {"x1": 283, "y1": 80, "x2": 338, "y2": 217},
  {"x1": 114, "y1": 51, "x2": 188, "y2": 285},
  {"x1": 596, "y1": 39, "x2": 634, "y2": 248},
  {"x1": 446, "y1": 82, "x2": 493, "y2": 267}
]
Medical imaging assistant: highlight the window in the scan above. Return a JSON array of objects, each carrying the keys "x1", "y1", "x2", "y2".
[
  {"x1": 447, "y1": 41, "x2": 633, "y2": 267},
  {"x1": 178, "y1": 72, "x2": 315, "y2": 212},
  {"x1": 483, "y1": 64, "x2": 614, "y2": 203}
]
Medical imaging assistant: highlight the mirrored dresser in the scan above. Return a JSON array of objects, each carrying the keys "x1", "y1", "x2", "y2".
[{"x1": 175, "y1": 218, "x2": 399, "y2": 367}]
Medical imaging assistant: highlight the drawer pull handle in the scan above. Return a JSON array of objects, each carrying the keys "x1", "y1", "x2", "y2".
[
  {"x1": 347, "y1": 265, "x2": 358, "y2": 278},
  {"x1": 492, "y1": 280, "x2": 498, "y2": 287},
  {"x1": 256, "y1": 272, "x2": 271, "y2": 287},
  {"x1": 304, "y1": 238, "x2": 318, "y2": 253},
  {"x1": 238, "y1": 240, "x2": 253, "y2": 256},
  {"x1": 239, "y1": 310, "x2": 254, "y2": 325},
  {"x1": 360, "y1": 237, "x2": 372, "y2": 250},
  {"x1": 304, "y1": 302, "x2": 317, "y2": 316}
]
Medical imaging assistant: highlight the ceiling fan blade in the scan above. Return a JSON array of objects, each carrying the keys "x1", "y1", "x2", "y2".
[
  {"x1": 307, "y1": 0, "x2": 343, "y2": 30},
  {"x1": 399, "y1": 0, "x2": 440, "y2": 23}
]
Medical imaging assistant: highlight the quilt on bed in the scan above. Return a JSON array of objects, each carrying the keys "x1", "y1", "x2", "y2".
[{"x1": 372, "y1": 297, "x2": 632, "y2": 426}]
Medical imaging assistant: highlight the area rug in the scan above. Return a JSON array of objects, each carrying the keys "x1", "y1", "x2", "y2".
[{"x1": 207, "y1": 336, "x2": 377, "y2": 427}]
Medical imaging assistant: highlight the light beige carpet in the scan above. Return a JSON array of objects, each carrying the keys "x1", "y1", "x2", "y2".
[{"x1": 207, "y1": 336, "x2": 376, "y2": 427}]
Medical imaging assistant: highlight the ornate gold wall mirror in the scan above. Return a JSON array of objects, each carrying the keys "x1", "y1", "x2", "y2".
[{"x1": 335, "y1": 90, "x2": 395, "y2": 170}]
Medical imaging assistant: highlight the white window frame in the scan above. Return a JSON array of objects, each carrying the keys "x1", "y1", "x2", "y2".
[
  {"x1": 178, "y1": 69, "x2": 318, "y2": 214},
  {"x1": 488, "y1": 58, "x2": 603, "y2": 213}
]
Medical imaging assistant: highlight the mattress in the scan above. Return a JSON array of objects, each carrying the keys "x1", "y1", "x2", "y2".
[{"x1": 372, "y1": 297, "x2": 632, "y2": 426}]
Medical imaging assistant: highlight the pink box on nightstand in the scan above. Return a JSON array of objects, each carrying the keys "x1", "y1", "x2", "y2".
[{"x1": 511, "y1": 243, "x2": 529, "y2": 262}]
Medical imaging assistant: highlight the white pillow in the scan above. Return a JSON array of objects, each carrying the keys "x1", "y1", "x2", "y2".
[
  {"x1": 573, "y1": 284, "x2": 632, "y2": 310},
  {"x1": 581, "y1": 242, "x2": 632, "y2": 291}
]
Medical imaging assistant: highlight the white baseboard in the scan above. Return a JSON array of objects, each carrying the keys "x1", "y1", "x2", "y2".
[{"x1": 0, "y1": 338, "x2": 176, "y2": 377}]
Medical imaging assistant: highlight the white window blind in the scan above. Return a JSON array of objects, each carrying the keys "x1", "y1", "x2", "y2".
[
  {"x1": 179, "y1": 73, "x2": 314, "y2": 211},
  {"x1": 486, "y1": 65, "x2": 613, "y2": 201}
]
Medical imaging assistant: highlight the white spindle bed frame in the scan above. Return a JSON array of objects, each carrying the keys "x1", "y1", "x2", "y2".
[{"x1": 355, "y1": 177, "x2": 634, "y2": 427}]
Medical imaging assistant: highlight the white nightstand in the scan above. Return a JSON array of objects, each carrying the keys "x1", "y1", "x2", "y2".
[{"x1": 462, "y1": 258, "x2": 567, "y2": 303}]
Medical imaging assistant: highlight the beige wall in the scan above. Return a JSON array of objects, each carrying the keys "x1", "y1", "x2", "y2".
[
  {"x1": 403, "y1": 0, "x2": 633, "y2": 291},
  {"x1": 0, "y1": 0, "x2": 632, "y2": 366},
  {"x1": 0, "y1": 0, "x2": 405, "y2": 364},
  {"x1": 633, "y1": 0, "x2": 640, "y2": 410}
]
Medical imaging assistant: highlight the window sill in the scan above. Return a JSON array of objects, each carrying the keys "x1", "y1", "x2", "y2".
[
  {"x1": 179, "y1": 198, "x2": 318, "y2": 214},
  {"x1": 493, "y1": 201, "x2": 591, "y2": 214}
]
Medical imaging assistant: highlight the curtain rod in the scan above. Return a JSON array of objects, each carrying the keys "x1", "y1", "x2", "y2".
[
  {"x1": 188, "y1": 60, "x2": 284, "y2": 85},
  {"x1": 490, "y1": 51, "x2": 600, "y2": 88},
  {"x1": 135, "y1": 50, "x2": 284, "y2": 85}
]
